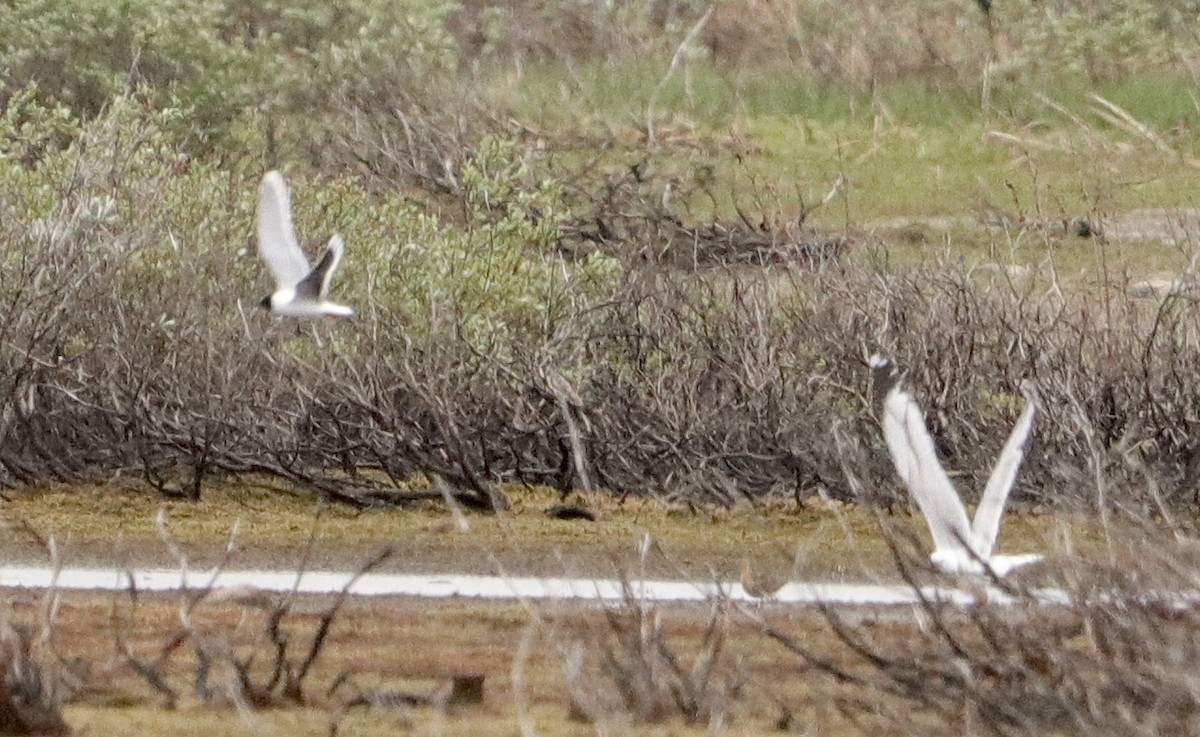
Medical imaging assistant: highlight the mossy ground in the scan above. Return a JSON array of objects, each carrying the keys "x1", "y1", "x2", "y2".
[{"x1": 2, "y1": 481, "x2": 1082, "y2": 582}]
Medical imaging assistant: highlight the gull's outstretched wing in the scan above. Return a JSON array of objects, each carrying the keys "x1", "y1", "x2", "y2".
[
  {"x1": 971, "y1": 390, "x2": 1037, "y2": 558},
  {"x1": 317, "y1": 234, "x2": 344, "y2": 298},
  {"x1": 257, "y1": 171, "x2": 310, "y2": 288},
  {"x1": 878, "y1": 372, "x2": 974, "y2": 556},
  {"x1": 294, "y1": 234, "x2": 344, "y2": 302}
]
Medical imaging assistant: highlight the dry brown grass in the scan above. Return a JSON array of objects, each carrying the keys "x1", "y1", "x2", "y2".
[
  {"x1": 19, "y1": 588, "x2": 853, "y2": 736},
  {"x1": 561, "y1": 593, "x2": 748, "y2": 726},
  {"x1": 0, "y1": 622, "x2": 68, "y2": 735}
]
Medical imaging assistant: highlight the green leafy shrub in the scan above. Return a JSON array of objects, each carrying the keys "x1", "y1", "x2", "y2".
[
  {"x1": 0, "y1": 0, "x2": 459, "y2": 153},
  {"x1": 0, "y1": 95, "x2": 627, "y2": 502},
  {"x1": 386, "y1": 136, "x2": 621, "y2": 353}
]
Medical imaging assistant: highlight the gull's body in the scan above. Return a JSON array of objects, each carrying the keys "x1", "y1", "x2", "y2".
[
  {"x1": 256, "y1": 171, "x2": 353, "y2": 318},
  {"x1": 870, "y1": 355, "x2": 1041, "y2": 577}
]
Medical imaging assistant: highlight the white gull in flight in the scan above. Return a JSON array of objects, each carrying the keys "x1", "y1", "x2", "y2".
[
  {"x1": 870, "y1": 354, "x2": 1042, "y2": 576},
  {"x1": 256, "y1": 170, "x2": 353, "y2": 318}
]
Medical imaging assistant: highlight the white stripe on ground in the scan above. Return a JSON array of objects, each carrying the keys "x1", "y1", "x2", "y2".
[{"x1": 0, "y1": 565, "x2": 1072, "y2": 606}]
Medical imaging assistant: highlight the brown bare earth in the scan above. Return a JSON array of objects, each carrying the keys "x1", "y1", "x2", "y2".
[
  {"x1": 46, "y1": 591, "x2": 921, "y2": 737},
  {"x1": 0, "y1": 483, "x2": 1122, "y2": 736}
]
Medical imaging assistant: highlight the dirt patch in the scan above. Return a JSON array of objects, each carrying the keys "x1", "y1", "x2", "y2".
[{"x1": 31, "y1": 589, "x2": 944, "y2": 737}]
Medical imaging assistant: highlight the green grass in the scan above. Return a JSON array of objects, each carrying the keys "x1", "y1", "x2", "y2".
[
  {"x1": 505, "y1": 60, "x2": 984, "y2": 126},
  {"x1": 498, "y1": 60, "x2": 1200, "y2": 247},
  {"x1": 753, "y1": 116, "x2": 1200, "y2": 219},
  {"x1": 510, "y1": 57, "x2": 1200, "y2": 133}
]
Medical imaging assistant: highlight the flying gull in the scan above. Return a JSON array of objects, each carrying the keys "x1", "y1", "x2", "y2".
[
  {"x1": 256, "y1": 170, "x2": 353, "y2": 318},
  {"x1": 870, "y1": 354, "x2": 1042, "y2": 576}
]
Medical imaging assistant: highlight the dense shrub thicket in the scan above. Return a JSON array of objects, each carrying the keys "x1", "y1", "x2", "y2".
[
  {"x1": 0, "y1": 0, "x2": 1199, "y2": 512},
  {"x1": 1, "y1": 91, "x2": 1199, "y2": 514}
]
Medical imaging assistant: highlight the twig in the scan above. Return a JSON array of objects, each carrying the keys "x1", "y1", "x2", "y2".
[{"x1": 646, "y1": 7, "x2": 714, "y2": 147}]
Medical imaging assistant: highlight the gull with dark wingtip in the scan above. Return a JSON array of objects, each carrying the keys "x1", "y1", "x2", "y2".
[{"x1": 255, "y1": 170, "x2": 354, "y2": 319}]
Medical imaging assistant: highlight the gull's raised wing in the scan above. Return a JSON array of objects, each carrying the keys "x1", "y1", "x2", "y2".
[
  {"x1": 294, "y1": 234, "x2": 344, "y2": 302},
  {"x1": 971, "y1": 390, "x2": 1037, "y2": 558},
  {"x1": 257, "y1": 171, "x2": 311, "y2": 288},
  {"x1": 881, "y1": 385, "x2": 974, "y2": 557},
  {"x1": 317, "y1": 234, "x2": 344, "y2": 298}
]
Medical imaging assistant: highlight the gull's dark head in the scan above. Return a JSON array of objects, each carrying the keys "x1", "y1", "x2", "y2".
[
  {"x1": 258, "y1": 294, "x2": 272, "y2": 311},
  {"x1": 869, "y1": 353, "x2": 901, "y2": 412}
]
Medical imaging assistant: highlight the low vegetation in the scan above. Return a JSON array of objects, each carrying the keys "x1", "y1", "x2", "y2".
[
  {"x1": 0, "y1": 1, "x2": 1197, "y2": 518},
  {"x1": 763, "y1": 533, "x2": 1200, "y2": 737}
]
